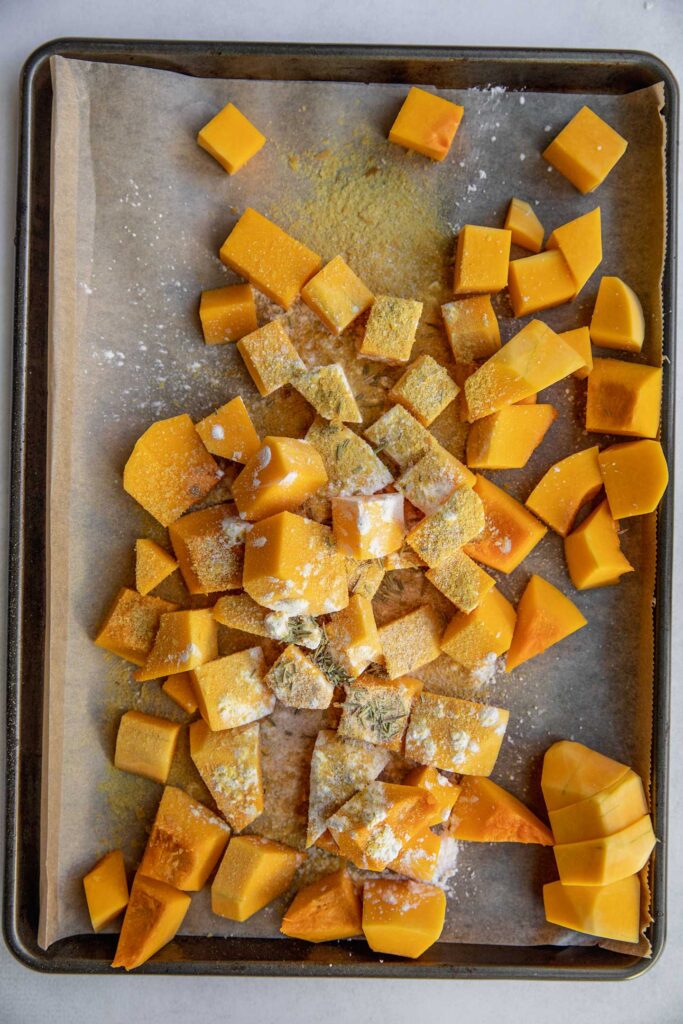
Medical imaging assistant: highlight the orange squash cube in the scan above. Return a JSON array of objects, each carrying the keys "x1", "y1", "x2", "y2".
[
  {"x1": 586, "y1": 358, "x2": 662, "y2": 438},
  {"x1": 292, "y1": 363, "x2": 361, "y2": 423},
  {"x1": 114, "y1": 711, "x2": 181, "y2": 784},
  {"x1": 112, "y1": 873, "x2": 191, "y2": 971},
  {"x1": 377, "y1": 605, "x2": 442, "y2": 679},
  {"x1": 506, "y1": 574, "x2": 587, "y2": 672},
  {"x1": 359, "y1": 295, "x2": 423, "y2": 364},
  {"x1": 441, "y1": 587, "x2": 516, "y2": 670},
  {"x1": 449, "y1": 776, "x2": 553, "y2": 844},
  {"x1": 441, "y1": 295, "x2": 501, "y2": 363},
  {"x1": 211, "y1": 836, "x2": 303, "y2": 922},
  {"x1": 558, "y1": 327, "x2": 593, "y2": 380},
  {"x1": 554, "y1": 814, "x2": 655, "y2": 886},
  {"x1": 464, "y1": 474, "x2": 547, "y2": 572},
  {"x1": 542, "y1": 739, "x2": 630, "y2": 812},
  {"x1": 543, "y1": 106, "x2": 627, "y2": 193},
  {"x1": 389, "y1": 829, "x2": 442, "y2": 882},
  {"x1": 543, "y1": 876, "x2": 640, "y2": 944},
  {"x1": 162, "y1": 672, "x2": 198, "y2": 715},
  {"x1": 590, "y1": 276, "x2": 645, "y2": 353},
  {"x1": 236, "y1": 319, "x2": 305, "y2": 396},
  {"x1": 405, "y1": 691, "x2": 509, "y2": 775},
  {"x1": 83, "y1": 850, "x2": 129, "y2": 932},
  {"x1": 525, "y1": 446, "x2": 603, "y2": 536},
  {"x1": 453, "y1": 225, "x2": 512, "y2": 294},
  {"x1": 195, "y1": 396, "x2": 260, "y2": 463},
  {"x1": 265, "y1": 644, "x2": 334, "y2": 709},
  {"x1": 406, "y1": 487, "x2": 485, "y2": 568},
  {"x1": 134, "y1": 609, "x2": 218, "y2": 682},
  {"x1": 328, "y1": 782, "x2": 436, "y2": 871},
  {"x1": 549, "y1": 769, "x2": 647, "y2": 845},
  {"x1": 135, "y1": 540, "x2": 177, "y2": 596},
  {"x1": 305, "y1": 417, "x2": 392, "y2": 497},
  {"x1": 281, "y1": 867, "x2": 362, "y2": 942},
  {"x1": 197, "y1": 102, "x2": 265, "y2": 175},
  {"x1": 402, "y1": 765, "x2": 461, "y2": 827},
  {"x1": 362, "y1": 879, "x2": 446, "y2": 958},
  {"x1": 338, "y1": 676, "x2": 422, "y2": 750},
  {"x1": 192, "y1": 647, "x2": 274, "y2": 731},
  {"x1": 301, "y1": 255, "x2": 373, "y2": 334},
  {"x1": 189, "y1": 719, "x2": 263, "y2": 832},
  {"x1": 232, "y1": 437, "x2": 328, "y2": 521},
  {"x1": 332, "y1": 493, "x2": 405, "y2": 560},
  {"x1": 466, "y1": 404, "x2": 557, "y2": 469},
  {"x1": 564, "y1": 500, "x2": 634, "y2": 589},
  {"x1": 324, "y1": 594, "x2": 382, "y2": 678},
  {"x1": 389, "y1": 87, "x2": 464, "y2": 161},
  {"x1": 508, "y1": 249, "x2": 576, "y2": 318},
  {"x1": 169, "y1": 504, "x2": 246, "y2": 594},
  {"x1": 546, "y1": 208, "x2": 602, "y2": 295},
  {"x1": 397, "y1": 448, "x2": 475, "y2": 516},
  {"x1": 364, "y1": 404, "x2": 437, "y2": 470},
  {"x1": 504, "y1": 198, "x2": 544, "y2": 253},
  {"x1": 95, "y1": 588, "x2": 177, "y2": 666},
  {"x1": 389, "y1": 354, "x2": 459, "y2": 427},
  {"x1": 139, "y1": 785, "x2": 230, "y2": 891},
  {"x1": 598, "y1": 439, "x2": 668, "y2": 519},
  {"x1": 426, "y1": 550, "x2": 495, "y2": 614},
  {"x1": 198, "y1": 283, "x2": 257, "y2": 344}
]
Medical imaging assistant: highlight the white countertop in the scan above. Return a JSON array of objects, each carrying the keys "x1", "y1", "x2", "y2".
[{"x1": 1, "y1": 1, "x2": 681, "y2": 1020}]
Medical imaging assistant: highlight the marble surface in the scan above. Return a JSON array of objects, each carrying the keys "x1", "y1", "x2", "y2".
[{"x1": 0, "y1": 1, "x2": 681, "y2": 1020}]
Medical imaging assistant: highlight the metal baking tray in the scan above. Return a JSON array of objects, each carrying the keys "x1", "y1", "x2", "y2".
[{"x1": 5, "y1": 39, "x2": 677, "y2": 978}]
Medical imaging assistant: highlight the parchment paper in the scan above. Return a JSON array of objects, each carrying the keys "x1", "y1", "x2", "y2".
[{"x1": 40, "y1": 55, "x2": 666, "y2": 952}]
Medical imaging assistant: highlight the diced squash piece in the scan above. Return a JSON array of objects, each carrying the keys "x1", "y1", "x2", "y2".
[
  {"x1": 264, "y1": 610, "x2": 324, "y2": 649},
  {"x1": 586, "y1": 358, "x2": 662, "y2": 438},
  {"x1": 314, "y1": 830, "x2": 341, "y2": 854},
  {"x1": 403, "y1": 765, "x2": 461, "y2": 827},
  {"x1": 212, "y1": 836, "x2": 303, "y2": 921},
  {"x1": 83, "y1": 851, "x2": 129, "y2": 932},
  {"x1": 197, "y1": 102, "x2": 265, "y2": 174},
  {"x1": 453, "y1": 225, "x2": 512, "y2": 294},
  {"x1": 332, "y1": 493, "x2": 405, "y2": 560},
  {"x1": 464, "y1": 320, "x2": 583, "y2": 421},
  {"x1": 359, "y1": 296, "x2": 423, "y2": 364},
  {"x1": 306, "y1": 729, "x2": 390, "y2": 847},
  {"x1": 362, "y1": 879, "x2": 446, "y2": 958},
  {"x1": 398, "y1": 448, "x2": 475, "y2": 516},
  {"x1": 546, "y1": 208, "x2": 602, "y2": 295},
  {"x1": 232, "y1": 437, "x2": 328, "y2": 521},
  {"x1": 426, "y1": 551, "x2": 495, "y2": 614},
  {"x1": 449, "y1": 776, "x2": 553, "y2": 844},
  {"x1": 192, "y1": 647, "x2": 274, "y2": 731},
  {"x1": 338, "y1": 676, "x2": 422, "y2": 750},
  {"x1": 508, "y1": 250, "x2": 576, "y2": 318},
  {"x1": 543, "y1": 106, "x2": 628, "y2": 194},
  {"x1": 389, "y1": 355, "x2": 459, "y2": 427},
  {"x1": 243, "y1": 511, "x2": 348, "y2": 616},
  {"x1": 542, "y1": 740, "x2": 631, "y2": 813},
  {"x1": 378, "y1": 605, "x2": 442, "y2": 679},
  {"x1": 464, "y1": 475, "x2": 547, "y2": 572},
  {"x1": 554, "y1": 814, "x2": 655, "y2": 886},
  {"x1": 281, "y1": 868, "x2": 362, "y2": 942},
  {"x1": 236, "y1": 320, "x2": 305, "y2": 396},
  {"x1": 195, "y1": 396, "x2": 260, "y2": 463},
  {"x1": 169, "y1": 504, "x2": 246, "y2": 594},
  {"x1": 346, "y1": 557, "x2": 386, "y2": 601},
  {"x1": 305, "y1": 418, "x2": 393, "y2": 497},
  {"x1": 189, "y1": 719, "x2": 263, "y2": 832},
  {"x1": 389, "y1": 87, "x2": 464, "y2": 161},
  {"x1": 135, "y1": 540, "x2": 177, "y2": 596},
  {"x1": 406, "y1": 487, "x2": 485, "y2": 568},
  {"x1": 564, "y1": 500, "x2": 634, "y2": 590},
  {"x1": 292, "y1": 364, "x2": 362, "y2": 423},
  {"x1": 389, "y1": 829, "x2": 442, "y2": 882},
  {"x1": 162, "y1": 672, "x2": 198, "y2": 715},
  {"x1": 506, "y1": 574, "x2": 587, "y2": 672},
  {"x1": 590, "y1": 276, "x2": 645, "y2": 353},
  {"x1": 220, "y1": 208, "x2": 321, "y2": 310},
  {"x1": 525, "y1": 446, "x2": 603, "y2": 536},
  {"x1": 328, "y1": 782, "x2": 436, "y2": 871},
  {"x1": 265, "y1": 644, "x2": 334, "y2": 709},
  {"x1": 112, "y1": 873, "x2": 191, "y2": 971},
  {"x1": 365, "y1": 404, "x2": 436, "y2": 470},
  {"x1": 95, "y1": 588, "x2": 178, "y2": 666},
  {"x1": 504, "y1": 198, "x2": 544, "y2": 253},
  {"x1": 599, "y1": 440, "x2": 668, "y2": 519},
  {"x1": 198, "y1": 283, "x2": 257, "y2": 344},
  {"x1": 466, "y1": 405, "x2": 557, "y2": 469},
  {"x1": 543, "y1": 876, "x2": 640, "y2": 943},
  {"x1": 123, "y1": 414, "x2": 221, "y2": 527},
  {"x1": 213, "y1": 592, "x2": 270, "y2": 636},
  {"x1": 558, "y1": 327, "x2": 593, "y2": 380},
  {"x1": 324, "y1": 594, "x2": 382, "y2": 678},
  {"x1": 134, "y1": 609, "x2": 218, "y2": 682},
  {"x1": 139, "y1": 785, "x2": 230, "y2": 891},
  {"x1": 441, "y1": 587, "x2": 516, "y2": 670},
  {"x1": 441, "y1": 295, "x2": 501, "y2": 363},
  {"x1": 114, "y1": 711, "x2": 181, "y2": 784},
  {"x1": 549, "y1": 769, "x2": 647, "y2": 844},
  {"x1": 405, "y1": 691, "x2": 509, "y2": 775},
  {"x1": 301, "y1": 255, "x2": 374, "y2": 334}
]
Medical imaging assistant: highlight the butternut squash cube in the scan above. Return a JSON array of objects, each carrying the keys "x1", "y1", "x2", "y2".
[
  {"x1": 95, "y1": 588, "x2": 178, "y2": 666},
  {"x1": 162, "y1": 672, "x2": 198, "y2": 715},
  {"x1": 305, "y1": 417, "x2": 393, "y2": 497},
  {"x1": 292, "y1": 363, "x2": 362, "y2": 423},
  {"x1": 449, "y1": 776, "x2": 553, "y2": 844},
  {"x1": 236, "y1": 319, "x2": 305, "y2": 396},
  {"x1": 599, "y1": 439, "x2": 668, "y2": 519},
  {"x1": 346, "y1": 557, "x2": 386, "y2": 601},
  {"x1": 378, "y1": 605, "x2": 442, "y2": 679},
  {"x1": 586, "y1": 358, "x2": 662, "y2": 438},
  {"x1": 549, "y1": 769, "x2": 647, "y2": 844},
  {"x1": 211, "y1": 836, "x2": 303, "y2": 922},
  {"x1": 508, "y1": 250, "x2": 576, "y2": 318},
  {"x1": 543, "y1": 875, "x2": 640, "y2": 943},
  {"x1": 328, "y1": 782, "x2": 436, "y2": 871},
  {"x1": 134, "y1": 609, "x2": 218, "y2": 682},
  {"x1": 389, "y1": 355, "x2": 458, "y2": 427},
  {"x1": 195, "y1": 396, "x2": 260, "y2": 463},
  {"x1": 198, "y1": 283, "x2": 257, "y2": 344},
  {"x1": 338, "y1": 676, "x2": 422, "y2": 750},
  {"x1": 232, "y1": 436, "x2": 328, "y2": 521},
  {"x1": 220, "y1": 208, "x2": 321, "y2": 310},
  {"x1": 564, "y1": 500, "x2": 634, "y2": 590},
  {"x1": 402, "y1": 765, "x2": 461, "y2": 827},
  {"x1": 281, "y1": 868, "x2": 362, "y2": 942},
  {"x1": 135, "y1": 540, "x2": 177, "y2": 596},
  {"x1": 365, "y1": 404, "x2": 436, "y2": 470},
  {"x1": 398, "y1": 448, "x2": 475, "y2": 516},
  {"x1": 590, "y1": 275, "x2": 645, "y2": 353},
  {"x1": 265, "y1": 644, "x2": 334, "y2": 709},
  {"x1": 362, "y1": 879, "x2": 446, "y2": 958},
  {"x1": 114, "y1": 711, "x2": 181, "y2": 784},
  {"x1": 332, "y1": 493, "x2": 405, "y2": 560},
  {"x1": 197, "y1": 102, "x2": 265, "y2": 175},
  {"x1": 214, "y1": 592, "x2": 322, "y2": 649},
  {"x1": 543, "y1": 106, "x2": 627, "y2": 194},
  {"x1": 558, "y1": 327, "x2": 593, "y2": 380},
  {"x1": 466, "y1": 404, "x2": 557, "y2": 469},
  {"x1": 441, "y1": 587, "x2": 516, "y2": 670},
  {"x1": 554, "y1": 814, "x2": 655, "y2": 886},
  {"x1": 139, "y1": 785, "x2": 230, "y2": 891},
  {"x1": 112, "y1": 873, "x2": 191, "y2": 971},
  {"x1": 243, "y1": 511, "x2": 348, "y2": 616},
  {"x1": 525, "y1": 446, "x2": 603, "y2": 536},
  {"x1": 426, "y1": 550, "x2": 495, "y2": 614},
  {"x1": 454, "y1": 225, "x2": 512, "y2": 294},
  {"x1": 189, "y1": 719, "x2": 263, "y2": 832},
  {"x1": 192, "y1": 647, "x2": 274, "y2": 731},
  {"x1": 441, "y1": 295, "x2": 501, "y2": 363},
  {"x1": 504, "y1": 198, "x2": 544, "y2": 253},
  {"x1": 405, "y1": 691, "x2": 509, "y2": 775},
  {"x1": 546, "y1": 208, "x2": 602, "y2": 295},
  {"x1": 506, "y1": 574, "x2": 587, "y2": 672},
  {"x1": 301, "y1": 255, "x2": 374, "y2": 334},
  {"x1": 83, "y1": 850, "x2": 129, "y2": 932},
  {"x1": 389, "y1": 829, "x2": 442, "y2": 882},
  {"x1": 464, "y1": 474, "x2": 547, "y2": 572},
  {"x1": 406, "y1": 486, "x2": 485, "y2": 568},
  {"x1": 542, "y1": 740, "x2": 630, "y2": 812},
  {"x1": 359, "y1": 295, "x2": 423, "y2": 364},
  {"x1": 123, "y1": 414, "x2": 221, "y2": 527},
  {"x1": 464, "y1": 320, "x2": 582, "y2": 421},
  {"x1": 324, "y1": 594, "x2": 382, "y2": 678},
  {"x1": 389, "y1": 86, "x2": 464, "y2": 161},
  {"x1": 169, "y1": 504, "x2": 246, "y2": 594}
]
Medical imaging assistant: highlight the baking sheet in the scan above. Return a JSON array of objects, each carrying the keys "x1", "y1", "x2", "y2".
[{"x1": 39, "y1": 54, "x2": 666, "y2": 952}]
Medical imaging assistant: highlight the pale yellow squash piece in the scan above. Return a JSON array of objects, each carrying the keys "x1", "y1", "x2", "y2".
[
  {"x1": 190, "y1": 719, "x2": 264, "y2": 832},
  {"x1": 404, "y1": 691, "x2": 509, "y2": 775},
  {"x1": 211, "y1": 836, "x2": 303, "y2": 922},
  {"x1": 590, "y1": 276, "x2": 645, "y2": 353},
  {"x1": 553, "y1": 814, "x2": 655, "y2": 886},
  {"x1": 134, "y1": 609, "x2": 218, "y2": 682},
  {"x1": 83, "y1": 851, "x2": 129, "y2": 932},
  {"x1": 525, "y1": 446, "x2": 603, "y2": 536},
  {"x1": 543, "y1": 106, "x2": 628, "y2": 193},
  {"x1": 139, "y1": 785, "x2": 230, "y2": 891},
  {"x1": 598, "y1": 439, "x2": 669, "y2": 519},
  {"x1": 453, "y1": 225, "x2": 512, "y2": 294},
  {"x1": 197, "y1": 102, "x2": 265, "y2": 174},
  {"x1": 192, "y1": 647, "x2": 274, "y2": 731},
  {"x1": 508, "y1": 250, "x2": 576, "y2": 318},
  {"x1": 114, "y1": 711, "x2": 181, "y2": 784},
  {"x1": 543, "y1": 876, "x2": 640, "y2": 943},
  {"x1": 362, "y1": 879, "x2": 446, "y2": 958},
  {"x1": 301, "y1": 255, "x2": 373, "y2": 334},
  {"x1": 135, "y1": 539, "x2": 177, "y2": 596},
  {"x1": 546, "y1": 208, "x2": 602, "y2": 294},
  {"x1": 466, "y1": 405, "x2": 557, "y2": 469},
  {"x1": 504, "y1": 198, "x2": 544, "y2": 253}
]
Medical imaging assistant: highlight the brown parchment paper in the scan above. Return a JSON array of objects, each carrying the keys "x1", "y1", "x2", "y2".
[{"x1": 40, "y1": 54, "x2": 666, "y2": 952}]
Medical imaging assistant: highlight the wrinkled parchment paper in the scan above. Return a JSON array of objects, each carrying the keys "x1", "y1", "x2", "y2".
[{"x1": 40, "y1": 55, "x2": 666, "y2": 953}]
